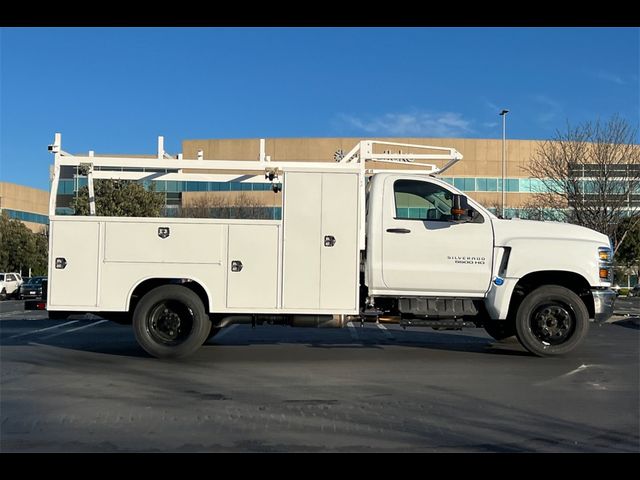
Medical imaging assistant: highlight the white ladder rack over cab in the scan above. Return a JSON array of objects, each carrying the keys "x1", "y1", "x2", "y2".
[{"x1": 48, "y1": 133, "x2": 463, "y2": 250}]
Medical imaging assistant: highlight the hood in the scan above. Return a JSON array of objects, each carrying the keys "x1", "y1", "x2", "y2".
[{"x1": 492, "y1": 218, "x2": 610, "y2": 247}]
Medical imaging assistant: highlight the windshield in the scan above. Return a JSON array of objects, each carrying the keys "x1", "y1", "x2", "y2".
[
  {"x1": 26, "y1": 277, "x2": 45, "y2": 285},
  {"x1": 0, "y1": 274, "x2": 4, "y2": 281}
]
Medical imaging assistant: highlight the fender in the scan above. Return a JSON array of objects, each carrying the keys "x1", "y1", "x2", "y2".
[{"x1": 126, "y1": 276, "x2": 215, "y2": 313}]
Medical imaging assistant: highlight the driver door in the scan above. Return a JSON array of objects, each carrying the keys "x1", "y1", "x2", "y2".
[{"x1": 381, "y1": 177, "x2": 494, "y2": 296}]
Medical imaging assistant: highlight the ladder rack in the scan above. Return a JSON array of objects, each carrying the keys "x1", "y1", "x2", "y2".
[
  {"x1": 337, "y1": 139, "x2": 463, "y2": 175},
  {"x1": 48, "y1": 134, "x2": 462, "y2": 177},
  {"x1": 48, "y1": 134, "x2": 464, "y2": 250}
]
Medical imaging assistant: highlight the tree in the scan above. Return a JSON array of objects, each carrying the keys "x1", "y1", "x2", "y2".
[
  {"x1": 518, "y1": 200, "x2": 568, "y2": 222},
  {"x1": 485, "y1": 200, "x2": 505, "y2": 219},
  {"x1": 0, "y1": 213, "x2": 48, "y2": 275},
  {"x1": 180, "y1": 192, "x2": 275, "y2": 219},
  {"x1": 70, "y1": 179, "x2": 164, "y2": 217},
  {"x1": 524, "y1": 115, "x2": 640, "y2": 254},
  {"x1": 30, "y1": 229, "x2": 49, "y2": 276},
  {"x1": 614, "y1": 215, "x2": 640, "y2": 268}
]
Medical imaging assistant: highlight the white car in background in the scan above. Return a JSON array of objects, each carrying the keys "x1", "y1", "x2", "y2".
[{"x1": 0, "y1": 273, "x2": 23, "y2": 300}]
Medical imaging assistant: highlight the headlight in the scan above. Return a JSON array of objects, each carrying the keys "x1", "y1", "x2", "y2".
[{"x1": 598, "y1": 246, "x2": 613, "y2": 281}]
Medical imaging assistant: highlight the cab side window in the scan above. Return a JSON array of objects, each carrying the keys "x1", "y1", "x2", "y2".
[{"x1": 394, "y1": 180, "x2": 453, "y2": 222}]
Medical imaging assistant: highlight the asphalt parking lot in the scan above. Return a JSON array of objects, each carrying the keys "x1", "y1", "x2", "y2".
[{"x1": 1, "y1": 299, "x2": 638, "y2": 452}]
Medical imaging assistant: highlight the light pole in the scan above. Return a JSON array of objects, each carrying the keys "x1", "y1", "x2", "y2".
[{"x1": 499, "y1": 109, "x2": 509, "y2": 217}]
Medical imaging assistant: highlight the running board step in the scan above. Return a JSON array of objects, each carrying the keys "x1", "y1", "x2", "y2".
[
  {"x1": 398, "y1": 297, "x2": 478, "y2": 317},
  {"x1": 400, "y1": 318, "x2": 478, "y2": 328}
]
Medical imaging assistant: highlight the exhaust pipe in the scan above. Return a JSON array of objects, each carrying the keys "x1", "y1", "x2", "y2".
[{"x1": 290, "y1": 314, "x2": 350, "y2": 328}]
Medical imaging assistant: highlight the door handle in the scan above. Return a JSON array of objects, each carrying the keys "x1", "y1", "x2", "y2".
[
  {"x1": 324, "y1": 235, "x2": 336, "y2": 247},
  {"x1": 386, "y1": 228, "x2": 411, "y2": 234},
  {"x1": 231, "y1": 260, "x2": 243, "y2": 272}
]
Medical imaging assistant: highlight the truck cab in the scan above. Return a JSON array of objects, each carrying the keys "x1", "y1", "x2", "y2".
[{"x1": 364, "y1": 172, "x2": 616, "y2": 356}]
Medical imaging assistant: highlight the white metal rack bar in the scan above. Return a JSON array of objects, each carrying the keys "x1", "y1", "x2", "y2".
[
  {"x1": 48, "y1": 134, "x2": 464, "y2": 251},
  {"x1": 49, "y1": 135, "x2": 462, "y2": 175},
  {"x1": 338, "y1": 139, "x2": 463, "y2": 175}
]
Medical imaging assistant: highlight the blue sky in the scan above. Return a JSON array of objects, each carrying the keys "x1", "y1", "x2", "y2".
[{"x1": 1, "y1": 27, "x2": 638, "y2": 190}]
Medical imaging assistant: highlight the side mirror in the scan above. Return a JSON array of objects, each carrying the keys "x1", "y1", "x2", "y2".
[{"x1": 450, "y1": 194, "x2": 472, "y2": 223}]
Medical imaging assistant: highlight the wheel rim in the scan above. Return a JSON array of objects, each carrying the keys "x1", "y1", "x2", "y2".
[
  {"x1": 146, "y1": 300, "x2": 195, "y2": 346},
  {"x1": 530, "y1": 302, "x2": 575, "y2": 346}
]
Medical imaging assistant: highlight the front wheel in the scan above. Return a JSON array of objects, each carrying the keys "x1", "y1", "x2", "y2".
[
  {"x1": 515, "y1": 285, "x2": 589, "y2": 357},
  {"x1": 132, "y1": 285, "x2": 211, "y2": 359},
  {"x1": 0, "y1": 288, "x2": 6, "y2": 301}
]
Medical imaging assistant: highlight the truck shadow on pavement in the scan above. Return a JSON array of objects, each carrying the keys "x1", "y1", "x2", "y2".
[
  {"x1": 0, "y1": 319, "x2": 532, "y2": 359},
  {"x1": 0, "y1": 320, "x2": 148, "y2": 358},
  {"x1": 213, "y1": 333, "x2": 532, "y2": 357},
  {"x1": 204, "y1": 325, "x2": 532, "y2": 357},
  {"x1": 611, "y1": 318, "x2": 640, "y2": 330}
]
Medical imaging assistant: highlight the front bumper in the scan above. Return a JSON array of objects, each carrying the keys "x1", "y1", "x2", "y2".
[{"x1": 591, "y1": 289, "x2": 616, "y2": 323}]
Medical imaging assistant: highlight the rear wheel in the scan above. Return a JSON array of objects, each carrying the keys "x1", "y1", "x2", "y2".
[
  {"x1": 133, "y1": 285, "x2": 211, "y2": 358},
  {"x1": 515, "y1": 285, "x2": 589, "y2": 357},
  {"x1": 0, "y1": 288, "x2": 6, "y2": 301}
]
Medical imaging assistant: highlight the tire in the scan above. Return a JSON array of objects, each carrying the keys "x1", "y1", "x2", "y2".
[
  {"x1": 132, "y1": 285, "x2": 211, "y2": 359},
  {"x1": 0, "y1": 288, "x2": 6, "y2": 301},
  {"x1": 514, "y1": 285, "x2": 589, "y2": 357},
  {"x1": 483, "y1": 320, "x2": 516, "y2": 341}
]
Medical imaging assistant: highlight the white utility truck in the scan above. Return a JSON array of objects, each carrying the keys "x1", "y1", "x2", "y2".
[{"x1": 46, "y1": 134, "x2": 616, "y2": 358}]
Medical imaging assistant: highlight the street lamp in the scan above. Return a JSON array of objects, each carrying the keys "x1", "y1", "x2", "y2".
[{"x1": 499, "y1": 109, "x2": 509, "y2": 217}]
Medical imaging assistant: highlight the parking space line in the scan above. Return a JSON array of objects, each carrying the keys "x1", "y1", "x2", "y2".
[
  {"x1": 375, "y1": 322, "x2": 395, "y2": 340},
  {"x1": 212, "y1": 324, "x2": 239, "y2": 341},
  {"x1": 8, "y1": 320, "x2": 79, "y2": 339},
  {"x1": 346, "y1": 321, "x2": 360, "y2": 341},
  {"x1": 41, "y1": 319, "x2": 108, "y2": 339}
]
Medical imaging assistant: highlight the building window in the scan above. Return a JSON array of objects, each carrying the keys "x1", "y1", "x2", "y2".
[
  {"x1": 3, "y1": 209, "x2": 49, "y2": 225},
  {"x1": 463, "y1": 178, "x2": 475, "y2": 192},
  {"x1": 165, "y1": 192, "x2": 181, "y2": 206},
  {"x1": 506, "y1": 179, "x2": 519, "y2": 192},
  {"x1": 453, "y1": 178, "x2": 465, "y2": 190}
]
